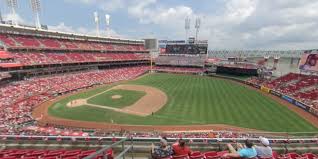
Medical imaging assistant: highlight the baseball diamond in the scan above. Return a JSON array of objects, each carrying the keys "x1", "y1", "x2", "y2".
[{"x1": 33, "y1": 73, "x2": 318, "y2": 132}]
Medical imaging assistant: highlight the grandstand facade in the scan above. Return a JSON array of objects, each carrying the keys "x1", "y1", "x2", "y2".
[{"x1": 0, "y1": 24, "x2": 150, "y2": 79}]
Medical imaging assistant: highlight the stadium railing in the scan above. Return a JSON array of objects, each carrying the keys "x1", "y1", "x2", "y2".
[
  {"x1": 1, "y1": 135, "x2": 318, "y2": 156},
  {"x1": 83, "y1": 138, "x2": 134, "y2": 159}
]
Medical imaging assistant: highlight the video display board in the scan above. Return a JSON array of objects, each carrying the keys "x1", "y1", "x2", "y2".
[
  {"x1": 166, "y1": 44, "x2": 207, "y2": 55},
  {"x1": 299, "y1": 50, "x2": 318, "y2": 72}
]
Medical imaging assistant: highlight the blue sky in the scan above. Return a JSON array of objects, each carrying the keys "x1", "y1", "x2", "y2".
[{"x1": 1, "y1": 0, "x2": 318, "y2": 50}]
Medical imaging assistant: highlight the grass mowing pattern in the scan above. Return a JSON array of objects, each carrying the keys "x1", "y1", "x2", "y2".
[
  {"x1": 87, "y1": 89, "x2": 146, "y2": 108},
  {"x1": 48, "y1": 73, "x2": 318, "y2": 132}
]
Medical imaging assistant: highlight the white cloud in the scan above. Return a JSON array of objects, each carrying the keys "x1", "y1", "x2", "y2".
[
  {"x1": 2, "y1": 13, "x2": 26, "y2": 24},
  {"x1": 64, "y1": 0, "x2": 318, "y2": 49},
  {"x1": 48, "y1": 22, "x2": 123, "y2": 38},
  {"x1": 224, "y1": 0, "x2": 257, "y2": 23},
  {"x1": 201, "y1": 0, "x2": 318, "y2": 49},
  {"x1": 99, "y1": 0, "x2": 125, "y2": 12},
  {"x1": 65, "y1": 0, "x2": 126, "y2": 12},
  {"x1": 64, "y1": 0, "x2": 99, "y2": 5}
]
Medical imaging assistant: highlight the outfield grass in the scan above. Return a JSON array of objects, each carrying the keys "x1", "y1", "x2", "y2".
[
  {"x1": 87, "y1": 89, "x2": 146, "y2": 108},
  {"x1": 48, "y1": 73, "x2": 318, "y2": 132}
]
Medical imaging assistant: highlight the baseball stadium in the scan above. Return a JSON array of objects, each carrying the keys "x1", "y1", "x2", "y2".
[{"x1": 0, "y1": 1, "x2": 318, "y2": 159}]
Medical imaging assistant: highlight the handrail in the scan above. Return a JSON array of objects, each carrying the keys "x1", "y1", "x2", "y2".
[
  {"x1": 83, "y1": 138, "x2": 128, "y2": 159},
  {"x1": 115, "y1": 145, "x2": 133, "y2": 159}
]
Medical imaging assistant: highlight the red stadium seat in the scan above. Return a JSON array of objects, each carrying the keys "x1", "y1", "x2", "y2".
[
  {"x1": 272, "y1": 151, "x2": 279, "y2": 159},
  {"x1": 216, "y1": 151, "x2": 228, "y2": 156},
  {"x1": 302, "y1": 153, "x2": 317, "y2": 159},
  {"x1": 173, "y1": 154, "x2": 190, "y2": 159},
  {"x1": 191, "y1": 151, "x2": 201, "y2": 156},
  {"x1": 204, "y1": 151, "x2": 219, "y2": 159},
  {"x1": 190, "y1": 154, "x2": 205, "y2": 159},
  {"x1": 284, "y1": 153, "x2": 301, "y2": 159}
]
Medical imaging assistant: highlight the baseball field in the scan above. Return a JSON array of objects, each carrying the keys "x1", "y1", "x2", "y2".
[{"x1": 39, "y1": 73, "x2": 318, "y2": 132}]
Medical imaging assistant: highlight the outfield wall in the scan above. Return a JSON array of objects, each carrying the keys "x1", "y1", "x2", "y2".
[{"x1": 210, "y1": 74, "x2": 318, "y2": 118}]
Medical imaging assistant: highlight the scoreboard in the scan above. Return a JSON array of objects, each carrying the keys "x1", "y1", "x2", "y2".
[{"x1": 165, "y1": 44, "x2": 208, "y2": 55}]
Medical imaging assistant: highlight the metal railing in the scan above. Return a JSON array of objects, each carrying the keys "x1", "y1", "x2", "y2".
[{"x1": 83, "y1": 138, "x2": 134, "y2": 159}]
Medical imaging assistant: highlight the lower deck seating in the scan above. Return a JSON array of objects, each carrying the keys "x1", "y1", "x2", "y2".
[
  {"x1": 248, "y1": 73, "x2": 318, "y2": 108},
  {"x1": 0, "y1": 66, "x2": 149, "y2": 133}
]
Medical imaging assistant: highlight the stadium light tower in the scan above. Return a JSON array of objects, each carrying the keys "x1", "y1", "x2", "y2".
[
  {"x1": 94, "y1": 11, "x2": 100, "y2": 37},
  {"x1": 6, "y1": 0, "x2": 18, "y2": 26},
  {"x1": 185, "y1": 16, "x2": 190, "y2": 41},
  {"x1": 195, "y1": 17, "x2": 201, "y2": 42},
  {"x1": 105, "y1": 14, "x2": 110, "y2": 37},
  {"x1": 0, "y1": 9, "x2": 3, "y2": 23},
  {"x1": 30, "y1": 0, "x2": 41, "y2": 29}
]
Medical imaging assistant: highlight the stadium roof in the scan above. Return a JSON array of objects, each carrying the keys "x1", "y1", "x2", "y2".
[{"x1": 0, "y1": 24, "x2": 144, "y2": 44}]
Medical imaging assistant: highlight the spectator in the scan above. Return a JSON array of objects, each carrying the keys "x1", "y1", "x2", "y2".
[
  {"x1": 255, "y1": 137, "x2": 272, "y2": 158},
  {"x1": 151, "y1": 138, "x2": 173, "y2": 159},
  {"x1": 222, "y1": 139, "x2": 257, "y2": 158},
  {"x1": 172, "y1": 139, "x2": 192, "y2": 156}
]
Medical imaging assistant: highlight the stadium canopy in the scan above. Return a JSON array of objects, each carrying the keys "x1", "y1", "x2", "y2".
[{"x1": 0, "y1": 24, "x2": 144, "y2": 45}]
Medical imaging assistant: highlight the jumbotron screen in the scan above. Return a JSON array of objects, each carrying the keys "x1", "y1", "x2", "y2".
[
  {"x1": 299, "y1": 50, "x2": 318, "y2": 72},
  {"x1": 165, "y1": 44, "x2": 207, "y2": 54}
]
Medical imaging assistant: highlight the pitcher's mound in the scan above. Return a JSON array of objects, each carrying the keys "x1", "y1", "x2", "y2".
[
  {"x1": 111, "y1": 95, "x2": 122, "y2": 99},
  {"x1": 67, "y1": 99, "x2": 87, "y2": 107}
]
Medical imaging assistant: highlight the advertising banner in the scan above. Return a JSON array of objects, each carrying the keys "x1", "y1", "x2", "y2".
[
  {"x1": 260, "y1": 86, "x2": 271, "y2": 93},
  {"x1": 294, "y1": 101, "x2": 309, "y2": 111},
  {"x1": 270, "y1": 90, "x2": 282, "y2": 97},
  {"x1": 282, "y1": 95, "x2": 294, "y2": 104},
  {"x1": 254, "y1": 84, "x2": 261, "y2": 89}
]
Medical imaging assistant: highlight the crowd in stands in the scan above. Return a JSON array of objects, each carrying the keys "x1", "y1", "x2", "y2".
[
  {"x1": 245, "y1": 77, "x2": 265, "y2": 85},
  {"x1": 0, "y1": 34, "x2": 145, "y2": 52},
  {"x1": 7, "y1": 125, "x2": 306, "y2": 141},
  {"x1": 0, "y1": 72, "x2": 11, "y2": 80},
  {"x1": 8, "y1": 52, "x2": 149, "y2": 66},
  {"x1": 154, "y1": 66, "x2": 205, "y2": 74},
  {"x1": 246, "y1": 73, "x2": 318, "y2": 109},
  {"x1": 155, "y1": 55, "x2": 206, "y2": 67},
  {"x1": 0, "y1": 66, "x2": 149, "y2": 135},
  {"x1": 149, "y1": 137, "x2": 318, "y2": 159}
]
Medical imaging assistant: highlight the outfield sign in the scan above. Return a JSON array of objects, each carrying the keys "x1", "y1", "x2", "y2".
[
  {"x1": 294, "y1": 101, "x2": 309, "y2": 111},
  {"x1": 270, "y1": 90, "x2": 282, "y2": 97},
  {"x1": 261, "y1": 86, "x2": 271, "y2": 93},
  {"x1": 282, "y1": 95, "x2": 294, "y2": 104},
  {"x1": 281, "y1": 95, "x2": 312, "y2": 113}
]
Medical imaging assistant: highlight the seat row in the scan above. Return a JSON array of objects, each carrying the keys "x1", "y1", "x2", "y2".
[
  {"x1": 10, "y1": 52, "x2": 150, "y2": 66},
  {"x1": 154, "y1": 151, "x2": 317, "y2": 159},
  {"x1": 0, "y1": 34, "x2": 145, "y2": 52},
  {"x1": 154, "y1": 66, "x2": 205, "y2": 73},
  {"x1": 0, "y1": 149, "x2": 113, "y2": 159}
]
